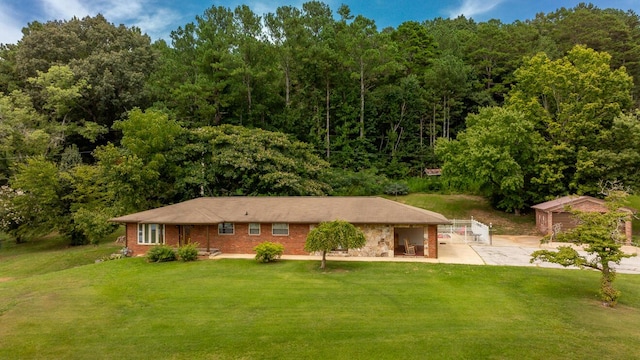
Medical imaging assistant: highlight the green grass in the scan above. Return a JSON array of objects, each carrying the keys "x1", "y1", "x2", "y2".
[
  {"x1": 0, "y1": 231, "x2": 122, "y2": 280},
  {"x1": 394, "y1": 193, "x2": 538, "y2": 235},
  {"x1": 1, "y1": 258, "x2": 640, "y2": 359}
]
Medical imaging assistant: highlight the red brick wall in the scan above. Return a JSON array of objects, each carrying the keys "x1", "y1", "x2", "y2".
[
  {"x1": 426, "y1": 225, "x2": 438, "y2": 258},
  {"x1": 125, "y1": 222, "x2": 313, "y2": 256},
  {"x1": 207, "y1": 223, "x2": 311, "y2": 255}
]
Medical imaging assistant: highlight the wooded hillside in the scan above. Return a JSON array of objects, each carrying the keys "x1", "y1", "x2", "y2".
[{"x1": 1, "y1": 2, "x2": 639, "y2": 244}]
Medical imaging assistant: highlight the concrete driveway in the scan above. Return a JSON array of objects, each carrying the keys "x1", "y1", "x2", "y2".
[{"x1": 466, "y1": 235, "x2": 640, "y2": 274}]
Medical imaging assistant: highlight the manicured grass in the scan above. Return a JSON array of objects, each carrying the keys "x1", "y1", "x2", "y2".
[
  {"x1": 394, "y1": 193, "x2": 537, "y2": 235},
  {"x1": 1, "y1": 258, "x2": 640, "y2": 359},
  {"x1": 0, "y1": 231, "x2": 122, "y2": 280}
]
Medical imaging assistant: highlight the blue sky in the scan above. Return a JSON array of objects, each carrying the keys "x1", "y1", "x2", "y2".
[{"x1": 1, "y1": 0, "x2": 640, "y2": 45}]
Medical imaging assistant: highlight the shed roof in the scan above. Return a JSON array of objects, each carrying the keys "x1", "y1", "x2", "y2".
[
  {"x1": 531, "y1": 195, "x2": 635, "y2": 213},
  {"x1": 531, "y1": 195, "x2": 600, "y2": 212},
  {"x1": 110, "y1": 196, "x2": 450, "y2": 225}
]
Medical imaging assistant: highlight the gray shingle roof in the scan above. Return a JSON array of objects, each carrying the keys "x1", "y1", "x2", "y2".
[
  {"x1": 531, "y1": 195, "x2": 594, "y2": 211},
  {"x1": 110, "y1": 196, "x2": 450, "y2": 225}
]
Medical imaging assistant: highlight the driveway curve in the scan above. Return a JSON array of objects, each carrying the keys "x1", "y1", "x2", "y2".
[{"x1": 470, "y1": 235, "x2": 640, "y2": 274}]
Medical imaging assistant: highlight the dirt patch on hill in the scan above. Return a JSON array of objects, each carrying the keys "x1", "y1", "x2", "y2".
[{"x1": 0, "y1": 277, "x2": 13, "y2": 282}]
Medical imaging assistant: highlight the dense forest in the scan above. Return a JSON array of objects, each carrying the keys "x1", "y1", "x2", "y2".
[{"x1": 1, "y1": 2, "x2": 640, "y2": 244}]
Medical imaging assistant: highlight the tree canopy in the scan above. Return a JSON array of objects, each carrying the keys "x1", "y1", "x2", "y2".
[{"x1": 304, "y1": 220, "x2": 366, "y2": 269}]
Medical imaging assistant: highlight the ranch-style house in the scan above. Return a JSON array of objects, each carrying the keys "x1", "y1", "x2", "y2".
[{"x1": 110, "y1": 196, "x2": 451, "y2": 258}]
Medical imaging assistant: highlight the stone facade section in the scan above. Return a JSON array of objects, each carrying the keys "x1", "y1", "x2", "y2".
[{"x1": 348, "y1": 224, "x2": 393, "y2": 257}]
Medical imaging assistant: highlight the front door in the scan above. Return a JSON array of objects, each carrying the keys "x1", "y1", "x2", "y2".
[{"x1": 179, "y1": 225, "x2": 192, "y2": 246}]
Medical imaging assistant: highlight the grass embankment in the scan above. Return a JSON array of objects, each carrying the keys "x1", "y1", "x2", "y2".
[
  {"x1": 0, "y1": 231, "x2": 122, "y2": 281},
  {"x1": 395, "y1": 193, "x2": 538, "y2": 235},
  {"x1": 1, "y1": 258, "x2": 640, "y2": 359}
]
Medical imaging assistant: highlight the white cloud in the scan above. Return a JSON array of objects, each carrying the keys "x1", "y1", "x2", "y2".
[
  {"x1": 34, "y1": 0, "x2": 182, "y2": 41},
  {"x1": 0, "y1": 4, "x2": 26, "y2": 45},
  {"x1": 40, "y1": 0, "x2": 91, "y2": 19},
  {"x1": 448, "y1": 0, "x2": 505, "y2": 19},
  {"x1": 131, "y1": 8, "x2": 181, "y2": 39}
]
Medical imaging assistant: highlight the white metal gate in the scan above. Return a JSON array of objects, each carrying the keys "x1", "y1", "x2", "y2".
[{"x1": 438, "y1": 217, "x2": 490, "y2": 244}]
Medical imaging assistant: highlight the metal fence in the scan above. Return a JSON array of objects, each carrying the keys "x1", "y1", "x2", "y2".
[{"x1": 438, "y1": 217, "x2": 491, "y2": 244}]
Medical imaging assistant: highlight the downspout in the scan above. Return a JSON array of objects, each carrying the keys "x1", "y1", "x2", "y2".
[{"x1": 207, "y1": 225, "x2": 210, "y2": 253}]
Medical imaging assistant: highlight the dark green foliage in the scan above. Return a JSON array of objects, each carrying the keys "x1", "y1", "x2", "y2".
[
  {"x1": 323, "y1": 168, "x2": 388, "y2": 196},
  {"x1": 254, "y1": 241, "x2": 285, "y2": 263},
  {"x1": 177, "y1": 243, "x2": 199, "y2": 262},
  {"x1": 384, "y1": 182, "x2": 409, "y2": 196},
  {"x1": 145, "y1": 245, "x2": 177, "y2": 263},
  {"x1": 406, "y1": 176, "x2": 443, "y2": 193}
]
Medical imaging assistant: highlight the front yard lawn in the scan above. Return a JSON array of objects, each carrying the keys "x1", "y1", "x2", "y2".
[{"x1": 1, "y1": 258, "x2": 639, "y2": 359}]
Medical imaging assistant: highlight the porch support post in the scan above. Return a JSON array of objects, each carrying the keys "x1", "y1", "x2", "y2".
[
  {"x1": 207, "y1": 225, "x2": 210, "y2": 252},
  {"x1": 426, "y1": 225, "x2": 438, "y2": 259}
]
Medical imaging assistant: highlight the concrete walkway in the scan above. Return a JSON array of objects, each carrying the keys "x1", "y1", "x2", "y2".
[{"x1": 216, "y1": 235, "x2": 640, "y2": 274}]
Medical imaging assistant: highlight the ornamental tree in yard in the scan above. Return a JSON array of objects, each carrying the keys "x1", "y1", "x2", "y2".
[
  {"x1": 304, "y1": 220, "x2": 366, "y2": 269},
  {"x1": 530, "y1": 189, "x2": 636, "y2": 307}
]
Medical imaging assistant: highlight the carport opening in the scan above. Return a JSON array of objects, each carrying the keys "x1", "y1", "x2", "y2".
[{"x1": 394, "y1": 227, "x2": 424, "y2": 256}]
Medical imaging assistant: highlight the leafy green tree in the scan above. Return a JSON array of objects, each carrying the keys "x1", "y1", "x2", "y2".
[
  {"x1": 541, "y1": 4, "x2": 640, "y2": 100},
  {"x1": 0, "y1": 90, "x2": 47, "y2": 180},
  {"x1": 304, "y1": 220, "x2": 366, "y2": 269},
  {"x1": 578, "y1": 112, "x2": 640, "y2": 190},
  {"x1": 14, "y1": 15, "x2": 156, "y2": 130},
  {"x1": 0, "y1": 185, "x2": 28, "y2": 243},
  {"x1": 95, "y1": 108, "x2": 183, "y2": 213},
  {"x1": 264, "y1": 5, "x2": 303, "y2": 108},
  {"x1": 423, "y1": 53, "x2": 472, "y2": 140},
  {"x1": 508, "y1": 45, "x2": 634, "y2": 196},
  {"x1": 27, "y1": 65, "x2": 106, "y2": 147},
  {"x1": 9, "y1": 156, "x2": 85, "y2": 244},
  {"x1": 436, "y1": 107, "x2": 544, "y2": 213},
  {"x1": 369, "y1": 75, "x2": 426, "y2": 177},
  {"x1": 186, "y1": 125, "x2": 331, "y2": 196},
  {"x1": 531, "y1": 189, "x2": 636, "y2": 307},
  {"x1": 68, "y1": 164, "x2": 118, "y2": 244}
]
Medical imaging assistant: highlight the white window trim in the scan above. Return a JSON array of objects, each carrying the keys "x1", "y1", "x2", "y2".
[
  {"x1": 137, "y1": 223, "x2": 165, "y2": 245},
  {"x1": 272, "y1": 223, "x2": 289, "y2": 236},
  {"x1": 248, "y1": 223, "x2": 260, "y2": 236},
  {"x1": 218, "y1": 222, "x2": 235, "y2": 235}
]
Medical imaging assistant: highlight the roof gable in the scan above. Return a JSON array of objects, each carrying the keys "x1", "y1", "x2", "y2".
[
  {"x1": 531, "y1": 195, "x2": 635, "y2": 214},
  {"x1": 110, "y1": 196, "x2": 450, "y2": 225},
  {"x1": 531, "y1": 195, "x2": 603, "y2": 212}
]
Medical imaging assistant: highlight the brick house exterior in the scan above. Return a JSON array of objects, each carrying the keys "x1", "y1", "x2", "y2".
[
  {"x1": 112, "y1": 197, "x2": 450, "y2": 259},
  {"x1": 531, "y1": 195, "x2": 634, "y2": 244}
]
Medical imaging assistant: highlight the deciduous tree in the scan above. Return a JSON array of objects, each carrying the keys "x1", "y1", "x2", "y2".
[
  {"x1": 304, "y1": 220, "x2": 366, "y2": 269},
  {"x1": 531, "y1": 188, "x2": 636, "y2": 307},
  {"x1": 508, "y1": 45, "x2": 633, "y2": 196},
  {"x1": 436, "y1": 107, "x2": 543, "y2": 213}
]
